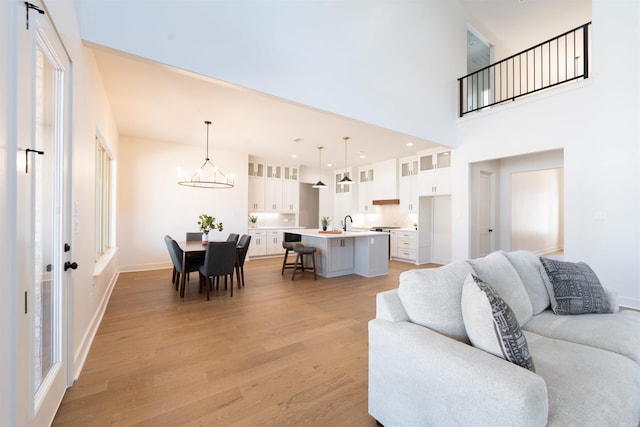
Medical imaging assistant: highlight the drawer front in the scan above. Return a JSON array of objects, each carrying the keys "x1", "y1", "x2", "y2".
[
  {"x1": 396, "y1": 248, "x2": 416, "y2": 260},
  {"x1": 397, "y1": 231, "x2": 416, "y2": 239},
  {"x1": 397, "y1": 238, "x2": 416, "y2": 250}
]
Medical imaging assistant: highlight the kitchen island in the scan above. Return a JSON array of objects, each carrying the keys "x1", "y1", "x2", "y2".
[{"x1": 294, "y1": 230, "x2": 389, "y2": 278}]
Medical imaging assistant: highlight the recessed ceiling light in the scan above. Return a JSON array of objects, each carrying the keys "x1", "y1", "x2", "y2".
[
  {"x1": 406, "y1": 142, "x2": 414, "y2": 147},
  {"x1": 292, "y1": 138, "x2": 303, "y2": 143},
  {"x1": 327, "y1": 163, "x2": 333, "y2": 167},
  {"x1": 291, "y1": 154, "x2": 297, "y2": 158}
]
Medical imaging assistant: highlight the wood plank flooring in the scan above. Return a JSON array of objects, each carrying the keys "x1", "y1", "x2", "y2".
[{"x1": 53, "y1": 257, "x2": 436, "y2": 426}]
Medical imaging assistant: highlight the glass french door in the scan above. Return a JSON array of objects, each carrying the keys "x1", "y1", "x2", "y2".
[{"x1": 16, "y1": 1, "x2": 72, "y2": 425}]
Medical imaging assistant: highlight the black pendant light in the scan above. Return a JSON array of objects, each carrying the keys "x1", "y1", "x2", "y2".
[
  {"x1": 312, "y1": 146, "x2": 327, "y2": 188},
  {"x1": 338, "y1": 136, "x2": 353, "y2": 185}
]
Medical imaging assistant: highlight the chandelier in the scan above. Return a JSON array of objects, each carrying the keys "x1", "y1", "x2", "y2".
[{"x1": 177, "y1": 120, "x2": 234, "y2": 189}]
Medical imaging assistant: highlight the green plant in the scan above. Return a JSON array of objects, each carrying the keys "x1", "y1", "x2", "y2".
[
  {"x1": 198, "y1": 214, "x2": 223, "y2": 234},
  {"x1": 321, "y1": 216, "x2": 330, "y2": 228},
  {"x1": 249, "y1": 215, "x2": 258, "y2": 224}
]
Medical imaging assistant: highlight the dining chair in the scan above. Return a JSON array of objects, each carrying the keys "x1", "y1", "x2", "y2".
[
  {"x1": 164, "y1": 235, "x2": 179, "y2": 287},
  {"x1": 199, "y1": 240, "x2": 237, "y2": 300},
  {"x1": 226, "y1": 233, "x2": 239, "y2": 244},
  {"x1": 165, "y1": 235, "x2": 202, "y2": 293},
  {"x1": 235, "y1": 234, "x2": 251, "y2": 288},
  {"x1": 185, "y1": 232, "x2": 202, "y2": 241}
]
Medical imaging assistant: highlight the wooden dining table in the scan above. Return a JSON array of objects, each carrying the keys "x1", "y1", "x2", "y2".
[{"x1": 176, "y1": 240, "x2": 242, "y2": 298}]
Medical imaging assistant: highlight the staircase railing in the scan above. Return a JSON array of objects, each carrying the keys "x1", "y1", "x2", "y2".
[{"x1": 458, "y1": 22, "x2": 591, "y2": 117}]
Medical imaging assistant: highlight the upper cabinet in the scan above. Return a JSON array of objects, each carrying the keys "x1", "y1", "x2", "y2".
[
  {"x1": 249, "y1": 158, "x2": 299, "y2": 213},
  {"x1": 418, "y1": 150, "x2": 451, "y2": 196},
  {"x1": 357, "y1": 166, "x2": 374, "y2": 213},
  {"x1": 399, "y1": 156, "x2": 419, "y2": 213}
]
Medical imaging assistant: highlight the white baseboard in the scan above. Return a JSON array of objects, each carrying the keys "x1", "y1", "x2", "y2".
[
  {"x1": 72, "y1": 268, "x2": 119, "y2": 381},
  {"x1": 119, "y1": 262, "x2": 172, "y2": 273},
  {"x1": 619, "y1": 296, "x2": 640, "y2": 311}
]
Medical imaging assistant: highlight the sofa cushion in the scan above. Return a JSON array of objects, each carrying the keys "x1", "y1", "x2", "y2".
[
  {"x1": 398, "y1": 261, "x2": 474, "y2": 343},
  {"x1": 524, "y1": 330, "x2": 640, "y2": 427},
  {"x1": 523, "y1": 309, "x2": 640, "y2": 364},
  {"x1": 461, "y1": 273, "x2": 535, "y2": 372},
  {"x1": 502, "y1": 251, "x2": 550, "y2": 315},
  {"x1": 467, "y1": 251, "x2": 534, "y2": 326},
  {"x1": 539, "y1": 257, "x2": 610, "y2": 315}
]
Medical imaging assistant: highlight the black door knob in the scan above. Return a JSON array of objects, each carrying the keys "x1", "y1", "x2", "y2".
[{"x1": 64, "y1": 261, "x2": 78, "y2": 271}]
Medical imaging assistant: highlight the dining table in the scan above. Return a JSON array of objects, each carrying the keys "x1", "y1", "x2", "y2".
[{"x1": 176, "y1": 240, "x2": 242, "y2": 298}]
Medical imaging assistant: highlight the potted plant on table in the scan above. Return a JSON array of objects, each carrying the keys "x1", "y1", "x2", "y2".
[
  {"x1": 320, "y1": 216, "x2": 330, "y2": 231},
  {"x1": 198, "y1": 214, "x2": 223, "y2": 244},
  {"x1": 249, "y1": 215, "x2": 258, "y2": 228}
]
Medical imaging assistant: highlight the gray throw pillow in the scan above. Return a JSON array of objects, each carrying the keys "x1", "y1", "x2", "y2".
[
  {"x1": 461, "y1": 273, "x2": 535, "y2": 372},
  {"x1": 539, "y1": 257, "x2": 610, "y2": 315}
]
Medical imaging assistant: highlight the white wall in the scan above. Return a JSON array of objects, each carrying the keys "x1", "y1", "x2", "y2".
[
  {"x1": 455, "y1": 1, "x2": 640, "y2": 308},
  {"x1": 78, "y1": 0, "x2": 466, "y2": 146},
  {"x1": 511, "y1": 168, "x2": 564, "y2": 253},
  {"x1": 117, "y1": 136, "x2": 248, "y2": 271}
]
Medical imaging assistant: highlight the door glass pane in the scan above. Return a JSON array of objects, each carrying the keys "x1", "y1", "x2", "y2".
[{"x1": 33, "y1": 43, "x2": 59, "y2": 395}]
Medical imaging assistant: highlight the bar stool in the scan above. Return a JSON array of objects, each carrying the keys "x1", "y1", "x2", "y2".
[
  {"x1": 292, "y1": 246, "x2": 317, "y2": 280},
  {"x1": 281, "y1": 233, "x2": 302, "y2": 275}
]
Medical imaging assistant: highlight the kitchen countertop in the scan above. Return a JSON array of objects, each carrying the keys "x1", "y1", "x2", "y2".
[{"x1": 295, "y1": 229, "x2": 387, "y2": 238}]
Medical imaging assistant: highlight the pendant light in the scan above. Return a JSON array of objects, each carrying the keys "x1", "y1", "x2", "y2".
[
  {"x1": 312, "y1": 146, "x2": 327, "y2": 188},
  {"x1": 178, "y1": 120, "x2": 234, "y2": 188},
  {"x1": 338, "y1": 136, "x2": 353, "y2": 185}
]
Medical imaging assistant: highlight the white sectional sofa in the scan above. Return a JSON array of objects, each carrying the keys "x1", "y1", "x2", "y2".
[{"x1": 369, "y1": 250, "x2": 640, "y2": 427}]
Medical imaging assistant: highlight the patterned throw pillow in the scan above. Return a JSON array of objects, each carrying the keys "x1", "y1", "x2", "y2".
[
  {"x1": 539, "y1": 257, "x2": 610, "y2": 315},
  {"x1": 461, "y1": 273, "x2": 535, "y2": 372}
]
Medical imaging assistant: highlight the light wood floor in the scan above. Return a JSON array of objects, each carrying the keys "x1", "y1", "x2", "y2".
[{"x1": 53, "y1": 257, "x2": 436, "y2": 426}]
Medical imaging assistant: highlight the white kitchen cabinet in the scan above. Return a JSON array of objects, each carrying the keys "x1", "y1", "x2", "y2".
[
  {"x1": 392, "y1": 230, "x2": 417, "y2": 263},
  {"x1": 249, "y1": 159, "x2": 300, "y2": 213},
  {"x1": 418, "y1": 150, "x2": 451, "y2": 196},
  {"x1": 266, "y1": 230, "x2": 285, "y2": 255},
  {"x1": 249, "y1": 176, "x2": 264, "y2": 211},
  {"x1": 399, "y1": 157, "x2": 419, "y2": 213},
  {"x1": 265, "y1": 179, "x2": 283, "y2": 211},
  {"x1": 282, "y1": 166, "x2": 299, "y2": 213},
  {"x1": 248, "y1": 230, "x2": 267, "y2": 257},
  {"x1": 248, "y1": 161, "x2": 265, "y2": 177},
  {"x1": 358, "y1": 166, "x2": 374, "y2": 213}
]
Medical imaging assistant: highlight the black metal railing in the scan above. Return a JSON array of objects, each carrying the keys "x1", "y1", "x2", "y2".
[{"x1": 458, "y1": 22, "x2": 591, "y2": 117}]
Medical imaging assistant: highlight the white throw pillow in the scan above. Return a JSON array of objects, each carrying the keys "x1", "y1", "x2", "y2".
[
  {"x1": 467, "y1": 251, "x2": 534, "y2": 326},
  {"x1": 461, "y1": 273, "x2": 536, "y2": 372}
]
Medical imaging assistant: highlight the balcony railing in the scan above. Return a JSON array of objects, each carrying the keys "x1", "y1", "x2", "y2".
[{"x1": 458, "y1": 22, "x2": 591, "y2": 117}]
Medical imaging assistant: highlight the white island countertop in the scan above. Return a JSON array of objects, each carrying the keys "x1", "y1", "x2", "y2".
[{"x1": 295, "y1": 229, "x2": 387, "y2": 239}]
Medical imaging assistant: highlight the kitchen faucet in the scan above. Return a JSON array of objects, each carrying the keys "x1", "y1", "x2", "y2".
[{"x1": 343, "y1": 215, "x2": 353, "y2": 232}]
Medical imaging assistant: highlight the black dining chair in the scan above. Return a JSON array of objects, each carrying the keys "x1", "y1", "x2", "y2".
[
  {"x1": 184, "y1": 232, "x2": 206, "y2": 281},
  {"x1": 165, "y1": 235, "x2": 202, "y2": 293},
  {"x1": 199, "y1": 240, "x2": 237, "y2": 300},
  {"x1": 226, "y1": 233, "x2": 239, "y2": 244},
  {"x1": 164, "y1": 235, "x2": 179, "y2": 287},
  {"x1": 185, "y1": 232, "x2": 202, "y2": 241},
  {"x1": 235, "y1": 234, "x2": 251, "y2": 288}
]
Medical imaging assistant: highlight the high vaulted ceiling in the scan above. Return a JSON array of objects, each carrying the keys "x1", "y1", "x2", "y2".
[{"x1": 89, "y1": 0, "x2": 591, "y2": 170}]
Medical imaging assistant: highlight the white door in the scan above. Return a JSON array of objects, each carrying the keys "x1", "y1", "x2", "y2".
[
  {"x1": 16, "y1": 1, "x2": 72, "y2": 425},
  {"x1": 478, "y1": 171, "x2": 494, "y2": 257}
]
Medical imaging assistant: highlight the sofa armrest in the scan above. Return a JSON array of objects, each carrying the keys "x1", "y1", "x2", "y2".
[
  {"x1": 368, "y1": 319, "x2": 548, "y2": 427},
  {"x1": 375, "y1": 289, "x2": 409, "y2": 322}
]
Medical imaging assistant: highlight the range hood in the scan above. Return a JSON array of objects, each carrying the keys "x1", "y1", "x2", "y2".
[{"x1": 372, "y1": 199, "x2": 400, "y2": 205}]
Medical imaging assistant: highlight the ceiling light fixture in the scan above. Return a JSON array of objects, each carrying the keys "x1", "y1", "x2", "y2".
[
  {"x1": 177, "y1": 120, "x2": 234, "y2": 188},
  {"x1": 339, "y1": 136, "x2": 353, "y2": 185},
  {"x1": 312, "y1": 146, "x2": 327, "y2": 189}
]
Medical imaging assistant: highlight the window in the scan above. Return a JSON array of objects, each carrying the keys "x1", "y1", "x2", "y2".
[{"x1": 95, "y1": 135, "x2": 113, "y2": 259}]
